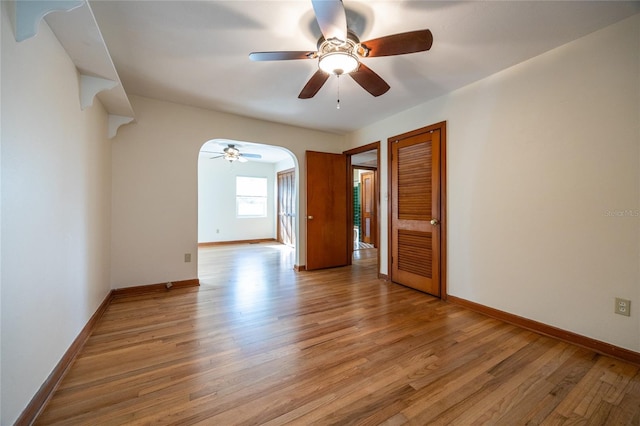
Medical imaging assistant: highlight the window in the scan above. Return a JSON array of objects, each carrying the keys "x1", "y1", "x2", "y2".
[{"x1": 236, "y1": 176, "x2": 268, "y2": 218}]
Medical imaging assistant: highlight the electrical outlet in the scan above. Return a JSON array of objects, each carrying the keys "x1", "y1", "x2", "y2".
[
  {"x1": 184, "y1": 253, "x2": 191, "y2": 263},
  {"x1": 615, "y1": 298, "x2": 631, "y2": 316}
]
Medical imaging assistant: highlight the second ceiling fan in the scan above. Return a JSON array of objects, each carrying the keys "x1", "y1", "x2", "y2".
[
  {"x1": 249, "y1": 0, "x2": 433, "y2": 99},
  {"x1": 203, "y1": 144, "x2": 262, "y2": 163}
]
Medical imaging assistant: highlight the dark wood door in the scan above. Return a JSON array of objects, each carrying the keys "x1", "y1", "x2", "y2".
[
  {"x1": 360, "y1": 171, "x2": 376, "y2": 246},
  {"x1": 306, "y1": 151, "x2": 348, "y2": 270},
  {"x1": 390, "y1": 128, "x2": 441, "y2": 296},
  {"x1": 277, "y1": 168, "x2": 295, "y2": 246}
]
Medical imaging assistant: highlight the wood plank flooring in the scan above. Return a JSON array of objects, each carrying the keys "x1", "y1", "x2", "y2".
[{"x1": 37, "y1": 243, "x2": 640, "y2": 425}]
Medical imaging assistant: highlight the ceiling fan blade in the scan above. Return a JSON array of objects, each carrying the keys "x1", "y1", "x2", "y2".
[
  {"x1": 298, "y1": 69, "x2": 330, "y2": 99},
  {"x1": 359, "y1": 30, "x2": 433, "y2": 57},
  {"x1": 249, "y1": 51, "x2": 316, "y2": 61},
  {"x1": 349, "y1": 63, "x2": 390, "y2": 97},
  {"x1": 311, "y1": 0, "x2": 347, "y2": 42},
  {"x1": 241, "y1": 153, "x2": 262, "y2": 159},
  {"x1": 209, "y1": 155, "x2": 224, "y2": 160}
]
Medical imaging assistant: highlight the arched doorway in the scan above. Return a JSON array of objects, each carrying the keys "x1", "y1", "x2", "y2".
[{"x1": 196, "y1": 139, "x2": 298, "y2": 279}]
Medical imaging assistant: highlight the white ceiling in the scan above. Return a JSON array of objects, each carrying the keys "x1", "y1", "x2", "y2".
[{"x1": 89, "y1": 1, "x2": 639, "y2": 136}]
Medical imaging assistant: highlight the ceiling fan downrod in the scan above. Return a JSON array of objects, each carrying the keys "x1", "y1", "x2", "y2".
[{"x1": 336, "y1": 74, "x2": 341, "y2": 110}]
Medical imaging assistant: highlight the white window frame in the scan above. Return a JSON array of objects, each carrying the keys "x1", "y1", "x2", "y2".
[{"x1": 236, "y1": 176, "x2": 268, "y2": 218}]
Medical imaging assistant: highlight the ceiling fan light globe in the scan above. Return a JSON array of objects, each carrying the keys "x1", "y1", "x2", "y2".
[{"x1": 318, "y1": 51, "x2": 359, "y2": 75}]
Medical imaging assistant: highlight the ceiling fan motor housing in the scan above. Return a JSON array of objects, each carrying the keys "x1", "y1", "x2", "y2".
[
  {"x1": 317, "y1": 31, "x2": 362, "y2": 75},
  {"x1": 224, "y1": 145, "x2": 240, "y2": 156}
]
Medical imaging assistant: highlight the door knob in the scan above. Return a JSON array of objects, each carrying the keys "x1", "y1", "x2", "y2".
[
  {"x1": 307, "y1": 215, "x2": 314, "y2": 220},
  {"x1": 430, "y1": 218, "x2": 439, "y2": 226}
]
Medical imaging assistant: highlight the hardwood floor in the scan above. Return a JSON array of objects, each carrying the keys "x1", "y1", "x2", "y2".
[{"x1": 37, "y1": 243, "x2": 640, "y2": 425}]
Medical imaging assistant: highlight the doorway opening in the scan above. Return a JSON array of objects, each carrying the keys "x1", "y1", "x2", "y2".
[
  {"x1": 197, "y1": 139, "x2": 298, "y2": 282},
  {"x1": 344, "y1": 142, "x2": 380, "y2": 273},
  {"x1": 352, "y1": 168, "x2": 376, "y2": 251}
]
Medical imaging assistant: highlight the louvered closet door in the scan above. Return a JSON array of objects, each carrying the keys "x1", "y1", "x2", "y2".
[{"x1": 391, "y1": 129, "x2": 441, "y2": 296}]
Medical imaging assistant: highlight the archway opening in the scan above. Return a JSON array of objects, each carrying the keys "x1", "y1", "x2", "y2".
[{"x1": 196, "y1": 138, "x2": 298, "y2": 282}]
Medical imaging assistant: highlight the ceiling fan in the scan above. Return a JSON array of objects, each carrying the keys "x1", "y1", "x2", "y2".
[
  {"x1": 249, "y1": 0, "x2": 433, "y2": 99},
  {"x1": 203, "y1": 144, "x2": 262, "y2": 163}
]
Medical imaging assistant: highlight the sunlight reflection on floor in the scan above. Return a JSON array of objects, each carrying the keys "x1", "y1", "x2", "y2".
[
  {"x1": 198, "y1": 243, "x2": 379, "y2": 315},
  {"x1": 198, "y1": 243, "x2": 296, "y2": 312}
]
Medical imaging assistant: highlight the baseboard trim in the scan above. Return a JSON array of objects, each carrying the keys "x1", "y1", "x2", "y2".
[
  {"x1": 447, "y1": 295, "x2": 640, "y2": 366},
  {"x1": 16, "y1": 290, "x2": 114, "y2": 426},
  {"x1": 198, "y1": 238, "x2": 277, "y2": 246},
  {"x1": 378, "y1": 273, "x2": 389, "y2": 281},
  {"x1": 294, "y1": 264, "x2": 306, "y2": 272},
  {"x1": 112, "y1": 278, "x2": 200, "y2": 298}
]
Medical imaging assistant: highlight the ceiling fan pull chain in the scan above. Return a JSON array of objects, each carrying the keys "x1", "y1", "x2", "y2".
[{"x1": 336, "y1": 74, "x2": 341, "y2": 110}]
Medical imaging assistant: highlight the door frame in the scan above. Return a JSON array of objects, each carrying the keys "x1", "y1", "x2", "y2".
[
  {"x1": 344, "y1": 142, "x2": 380, "y2": 271},
  {"x1": 387, "y1": 122, "x2": 447, "y2": 299}
]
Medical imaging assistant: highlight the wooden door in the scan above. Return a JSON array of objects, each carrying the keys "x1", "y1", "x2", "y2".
[
  {"x1": 277, "y1": 168, "x2": 295, "y2": 246},
  {"x1": 306, "y1": 151, "x2": 348, "y2": 270},
  {"x1": 390, "y1": 128, "x2": 441, "y2": 296},
  {"x1": 360, "y1": 171, "x2": 376, "y2": 246}
]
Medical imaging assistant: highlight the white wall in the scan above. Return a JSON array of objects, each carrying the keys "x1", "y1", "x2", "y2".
[
  {"x1": 275, "y1": 156, "x2": 295, "y2": 173},
  {"x1": 346, "y1": 15, "x2": 640, "y2": 351},
  {"x1": 111, "y1": 95, "x2": 344, "y2": 288},
  {"x1": 0, "y1": 6, "x2": 113, "y2": 424},
  {"x1": 198, "y1": 159, "x2": 276, "y2": 243}
]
